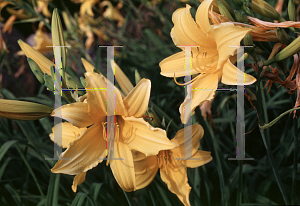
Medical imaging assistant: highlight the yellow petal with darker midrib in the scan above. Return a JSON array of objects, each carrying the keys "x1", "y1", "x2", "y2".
[
  {"x1": 119, "y1": 116, "x2": 177, "y2": 156},
  {"x1": 184, "y1": 150, "x2": 213, "y2": 168},
  {"x1": 49, "y1": 122, "x2": 85, "y2": 148},
  {"x1": 52, "y1": 102, "x2": 94, "y2": 128},
  {"x1": 171, "y1": 124, "x2": 204, "y2": 159},
  {"x1": 221, "y1": 59, "x2": 256, "y2": 85},
  {"x1": 160, "y1": 165, "x2": 191, "y2": 206},
  {"x1": 51, "y1": 123, "x2": 106, "y2": 175},
  {"x1": 72, "y1": 172, "x2": 86, "y2": 192},
  {"x1": 123, "y1": 79, "x2": 151, "y2": 118},
  {"x1": 85, "y1": 72, "x2": 128, "y2": 119},
  {"x1": 110, "y1": 141, "x2": 136, "y2": 192}
]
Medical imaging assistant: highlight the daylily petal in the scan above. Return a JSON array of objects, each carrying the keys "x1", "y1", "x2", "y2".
[
  {"x1": 0, "y1": 2, "x2": 10, "y2": 22},
  {"x1": 52, "y1": 102, "x2": 94, "y2": 128},
  {"x1": 180, "y1": 72, "x2": 220, "y2": 124},
  {"x1": 118, "y1": 116, "x2": 177, "y2": 156},
  {"x1": 49, "y1": 122, "x2": 85, "y2": 148},
  {"x1": 159, "y1": 51, "x2": 199, "y2": 77},
  {"x1": 123, "y1": 79, "x2": 150, "y2": 118},
  {"x1": 37, "y1": 0, "x2": 51, "y2": 17},
  {"x1": 111, "y1": 60, "x2": 134, "y2": 96},
  {"x1": 51, "y1": 122, "x2": 106, "y2": 175},
  {"x1": 210, "y1": 23, "x2": 251, "y2": 70},
  {"x1": 85, "y1": 72, "x2": 128, "y2": 120},
  {"x1": 171, "y1": 124, "x2": 204, "y2": 159},
  {"x1": 81, "y1": 58, "x2": 94, "y2": 73},
  {"x1": 72, "y1": 172, "x2": 86, "y2": 192},
  {"x1": 171, "y1": 5, "x2": 214, "y2": 48},
  {"x1": 110, "y1": 140, "x2": 136, "y2": 192},
  {"x1": 195, "y1": 0, "x2": 213, "y2": 33},
  {"x1": 184, "y1": 151, "x2": 212, "y2": 168},
  {"x1": 160, "y1": 164, "x2": 191, "y2": 206},
  {"x1": 221, "y1": 59, "x2": 256, "y2": 85},
  {"x1": 79, "y1": 0, "x2": 99, "y2": 16},
  {"x1": 134, "y1": 155, "x2": 158, "y2": 190},
  {"x1": 18, "y1": 40, "x2": 53, "y2": 75}
]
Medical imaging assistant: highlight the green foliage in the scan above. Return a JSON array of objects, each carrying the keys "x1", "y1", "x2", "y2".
[{"x1": 0, "y1": 0, "x2": 299, "y2": 205}]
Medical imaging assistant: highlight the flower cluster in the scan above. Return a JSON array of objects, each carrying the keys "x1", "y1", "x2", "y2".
[{"x1": 1, "y1": 0, "x2": 264, "y2": 205}]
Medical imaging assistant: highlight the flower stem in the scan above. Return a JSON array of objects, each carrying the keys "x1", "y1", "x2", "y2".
[
  {"x1": 290, "y1": 94, "x2": 298, "y2": 205},
  {"x1": 236, "y1": 160, "x2": 243, "y2": 206},
  {"x1": 15, "y1": 143, "x2": 45, "y2": 197},
  {"x1": 256, "y1": 63, "x2": 289, "y2": 205},
  {"x1": 259, "y1": 128, "x2": 289, "y2": 205},
  {"x1": 123, "y1": 190, "x2": 133, "y2": 206}
]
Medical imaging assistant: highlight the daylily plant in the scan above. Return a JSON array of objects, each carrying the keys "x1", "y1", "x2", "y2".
[
  {"x1": 133, "y1": 123, "x2": 212, "y2": 206},
  {"x1": 159, "y1": 0, "x2": 256, "y2": 124},
  {"x1": 50, "y1": 71, "x2": 177, "y2": 192}
]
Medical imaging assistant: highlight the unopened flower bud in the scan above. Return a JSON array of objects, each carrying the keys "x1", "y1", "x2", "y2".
[
  {"x1": 288, "y1": 0, "x2": 296, "y2": 21},
  {"x1": 252, "y1": 0, "x2": 285, "y2": 21},
  {"x1": 264, "y1": 35, "x2": 300, "y2": 66},
  {"x1": 241, "y1": 12, "x2": 249, "y2": 23},
  {"x1": 0, "y1": 99, "x2": 53, "y2": 120},
  {"x1": 276, "y1": 28, "x2": 293, "y2": 46},
  {"x1": 217, "y1": 1, "x2": 234, "y2": 22},
  {"x1": 52, "y1": 9, "x2": 67, "y2": 79},
  {"x1": 234, "y1": 10, "x2": 242, "y2": 22}
]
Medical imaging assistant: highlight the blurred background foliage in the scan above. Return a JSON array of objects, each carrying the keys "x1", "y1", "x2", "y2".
[{"x1": 0, "y1": 0, "x2": 299, "y2": 205}]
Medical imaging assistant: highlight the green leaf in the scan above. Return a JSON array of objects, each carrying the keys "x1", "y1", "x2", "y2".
[
  {"x1": 46, "y1": 173, "x2": 60, "y2": 206},
  {"x1": 0, "y1": 140, "x2": 17, "y2": 162}
]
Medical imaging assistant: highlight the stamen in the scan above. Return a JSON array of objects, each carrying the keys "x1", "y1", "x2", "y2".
[
  {"x1": 102, "y1": 122, "x2": 107, "y2": 141},
  {"x1": 102, "y1": 122, "x2": 119, "y2": 143},
  {"x1": 173, "y1": 73, "x2": 199, "y2": 86},
  {"x1": 115, "y1": 122, "x2": 119, "y2": 143}
]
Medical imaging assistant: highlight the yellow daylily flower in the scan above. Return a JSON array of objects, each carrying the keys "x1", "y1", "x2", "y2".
[
  {"x1": 159, "y1": 0, "x2": 256, "y2": 124},
  {"x1": 51, "y1": 72, "x2": 176, "y2": 192},
  {"x1": 133, "y1": 124, "x2": 212, "y2": 206}
]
